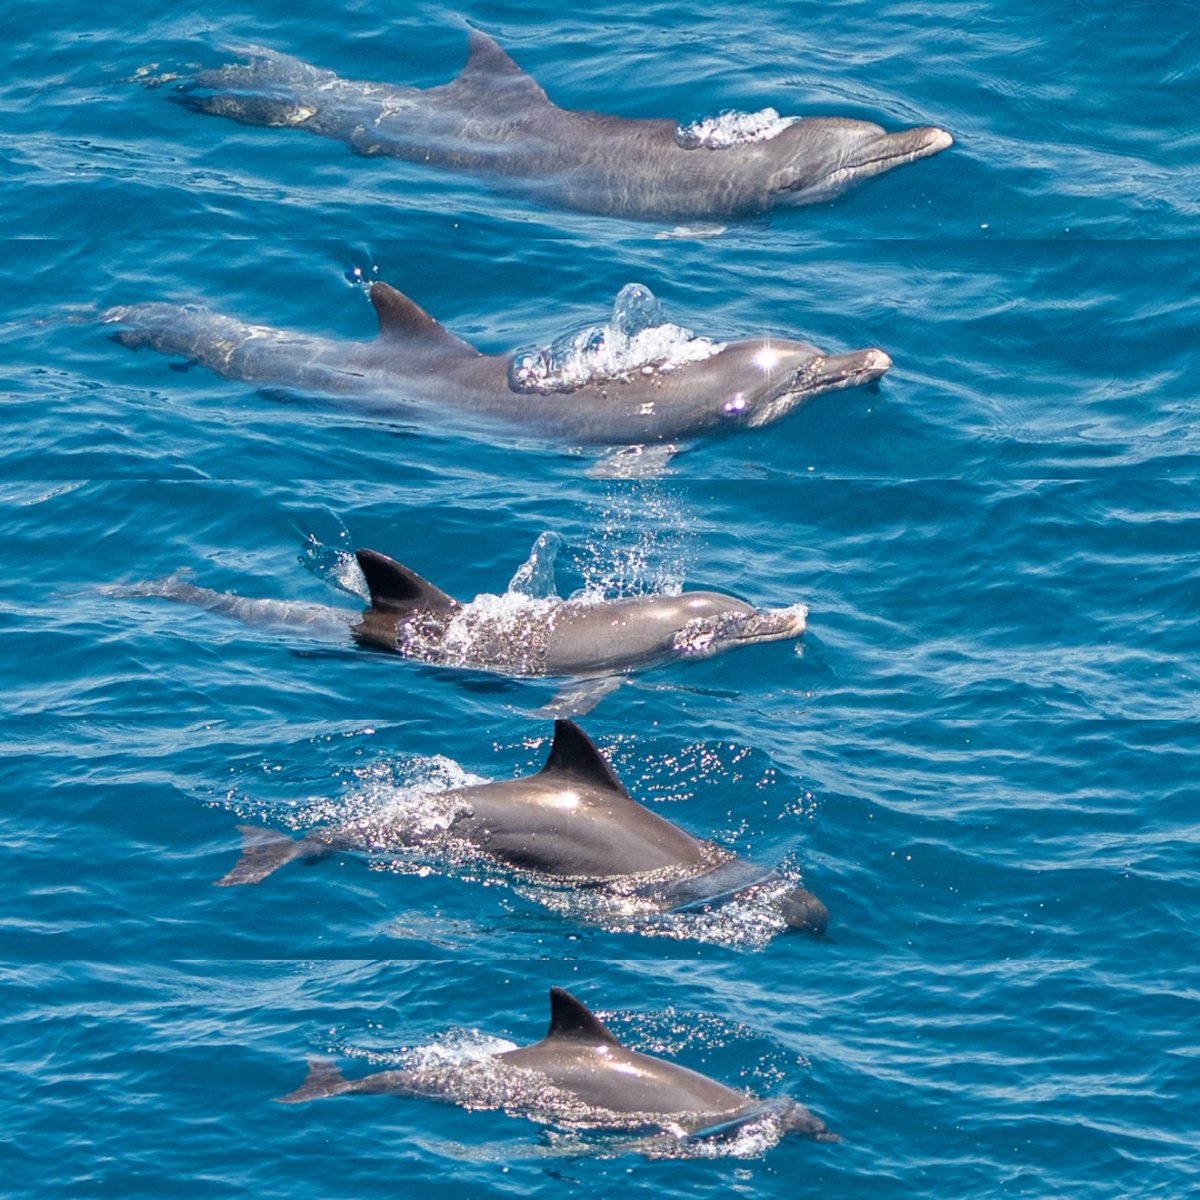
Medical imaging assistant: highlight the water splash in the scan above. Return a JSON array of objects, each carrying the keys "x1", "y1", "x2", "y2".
[
  {"x1": 508, "y1": 284, "x2": 724, "y2": 395},
  {"x1": 433, "y1": 590, "x2": 559, "y2": 675},
  {"x1": 572, "y1": 484, "x2": 694, "y2": 599},
  {"x1": 507, "y1": 531, "x2": 564, "y2": 599},
  {"x1": 298, "y1": 531, "x2": 364, "y2": 598},
  {"x1": 676, "y1": 108, "x2": 799, "y2": 149},
  {"x1": 404, "y1": 1031, "x2": 519, "y2": 1071}
]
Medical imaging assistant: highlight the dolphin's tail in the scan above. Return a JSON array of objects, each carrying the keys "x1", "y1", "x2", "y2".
[
  {"x1": 215, "y1": 825, "x2": 327, "y2": 886},
  {"x1": 105, "y1": 569, "x2": 358, "y2": 638},
  {"x1": 275, "y1": 1058, "x2": 350, "y2": 1104}
]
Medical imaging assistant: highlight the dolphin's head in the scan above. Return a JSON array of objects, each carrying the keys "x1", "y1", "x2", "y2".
[
  {"x1": 669, "y1": 593, "x2": 808, "y2": 657},
  {"x1": 777, "y1": 1099, "x2": 842, "y2": 1142},
  {"x1": 708, "y1": 339, "x2": 891, "y2": 430},
  {"x1": 764, "y1": 117, "x2": 953, "y2": 207},
  {"x1": 779, "y1": 884, "x2": 830, "y2": 935}
]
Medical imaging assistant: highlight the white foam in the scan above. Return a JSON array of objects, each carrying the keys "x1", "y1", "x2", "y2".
[
  {"x1": 406, "y1": 1032, "x2": 518, "y2": 1070},
  {"x1": 508, "y1": 284, "x2": 724, "y2": 395},
  {"x1": 676, "y1": 108, "x2": 799, "y2": 149},
  {"x1": 435, "y1": 590, "x2": 560, "y2": 675}
]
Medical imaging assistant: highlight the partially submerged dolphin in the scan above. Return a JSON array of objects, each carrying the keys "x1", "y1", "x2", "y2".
[
  {"x1": 278, "y1": 986, "x2": 837, "y2": 1146},
  {"x1": 176, "y1": 30, "x2": 951, "y2": 221},
  {"x1": 115, "y1": 547, "x2": 808, "y2": 686},
  {"x1": 103, "y1": 279, "x2": 892, "y2": 448},
  {"x1": 218, "y1": 718, "x2": 830, "y2": 935}
]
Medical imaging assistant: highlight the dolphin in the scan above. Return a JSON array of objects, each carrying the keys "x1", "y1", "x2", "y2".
[
  {"x1": 114, "y1": 547, "x2": 808, "y2": 689},
  {"x1": 217, "y1": 718, "x2": 830, "y2": 935},
  {"x1": 175, "y1": 30, "x2": 951, "y2": 221},
  {"x1": 103, "y1": 279, "x2": 892, "y2": 448},
  {"x1": 277, "y1": 986, "x2": 837, "y2": 1145}
]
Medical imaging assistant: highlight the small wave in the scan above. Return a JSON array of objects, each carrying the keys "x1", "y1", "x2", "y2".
[
  {"x1": 508, "y1": 284, "x2": 724, "y2": 395},
  {"x1": 675, "y1": 108, "x2": 798, "y2": 149},
  {"x1": 518, "y1": 867, "x2": 796, "y2": 951}
]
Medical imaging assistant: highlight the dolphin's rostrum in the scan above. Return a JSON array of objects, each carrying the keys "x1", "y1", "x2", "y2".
[
  {"x1": 277, "y1": 986, "x2": 837, "y2": 1146},
  {"x1": 217, "y1": 718, "x2": 830, "y2": 936},
  {"x1": 176, "y1": 30, "x2": 951, "y2": 221},
  {"x1": 104, "y1": 279, "x2": 892, "y2": 448}
]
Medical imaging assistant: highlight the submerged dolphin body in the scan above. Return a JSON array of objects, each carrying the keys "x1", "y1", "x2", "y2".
[
  {"x1": 104, "y1": 280, "x2": 892, "y2": 448},
  {"x1": 116, "y1": 547, "x2": 808, "y2": 685},
  {"x1": 177, "y1": 30, "x2": 951, "y2": 221},
  {"x1": 278, "y1": 986, "x2": 837, "y2": 1146},
  {"x1": 218, "y1": 718, "x2": 830, "y2": 935}
]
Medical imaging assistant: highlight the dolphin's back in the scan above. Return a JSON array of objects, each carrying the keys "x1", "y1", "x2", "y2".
[
  {"x1": 446, "y1": 720, "x2": 710, "y2": 876},
  {"x1": 499, "y1": 989, "x2": 752, "y2": 1122},
  {"x1": 448, "y1": 777, "x2": 707, "y2": 876}
]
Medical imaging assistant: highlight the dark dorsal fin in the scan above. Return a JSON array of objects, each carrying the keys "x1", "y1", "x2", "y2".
[
  {"x1": 539, "y1": 720, "x2": 631, "y2": 797},
  {"x1": 355, "y1": 549, "x2": 460, "y2": 614},
  {"x1": 546, "y1": 987, "x2": 621, "y2": 1046},
  {"x1": 369, "y1": 283, "x2": 478, "y2": 358},
  {"x1": 450, "y1": 30, "x2": 553, "y2": 110}
]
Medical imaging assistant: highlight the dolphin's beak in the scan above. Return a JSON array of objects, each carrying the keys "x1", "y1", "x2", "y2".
[
  {"x1": 746, "y1": 350, "x2": 890, "y2": 427},
  {"x1": 917, "y1": 126, "x2": 954, "y2": 154},
  {"x1": 794, "y1": 124, "x2": 951, "y2": 203},
  {"x1": 856, "y1": 125, "x2": 953, "y2": 171},
  {"x1": 816, "y1": 348, "x2": 892, "y2": 389},
  {"x1": 734, "y1": 604, "x2": 808, "y2": 643}
]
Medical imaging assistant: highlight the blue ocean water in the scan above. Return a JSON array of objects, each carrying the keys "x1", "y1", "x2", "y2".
[{"x1": 2, "y1": 0, "x2": 1198, "y2": 1195}]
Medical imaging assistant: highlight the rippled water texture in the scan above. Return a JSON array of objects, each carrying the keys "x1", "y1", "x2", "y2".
[{"x1": 1, "y1": 0, "x2": 1197, "y2": 1197}]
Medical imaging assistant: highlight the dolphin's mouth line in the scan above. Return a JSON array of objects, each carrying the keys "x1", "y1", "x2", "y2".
[
  {"x1": 725, "y1": 605, "x2": 808, "y2": 644},
  {"x1": 744, "y1": 351, "x2": 890, "y2": 426},
  {"x1": 844, "y1": 146, "x2": 934, "y2": 172},
  {"x1": 799, "y1": 128, "x2": 952, "y2": 192},
  {"x1": 820, "y1": 354, "x2": 892, "y2": 389},
  {"x1": 847, "y1": 128, "x2": 953, "y2": 170}
]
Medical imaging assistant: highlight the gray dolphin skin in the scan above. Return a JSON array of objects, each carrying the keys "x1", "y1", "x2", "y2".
[
  {"x1": 177, "y1": 30, "x2": 951, "y2": 221},
  {"x1": 351, "y1": 548, "x2": 808, "y2": 676},
  {"x1": 277, "y1": 986, "x2": 837, "y2": 1144},
  {"x1": 104, "y1": 279, "x2": 892, "y2": 446},
  {"x1": 116, "y1": 547, "x2": 808, "y2": 681},
  {"x1": 218, "y1": 718, "x2": 830, "y2": 935}
]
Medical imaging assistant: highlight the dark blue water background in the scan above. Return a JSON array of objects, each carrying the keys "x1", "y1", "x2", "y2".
[{"x1": 2, "y1": 0, "x2": 1197, "y2": 1196}]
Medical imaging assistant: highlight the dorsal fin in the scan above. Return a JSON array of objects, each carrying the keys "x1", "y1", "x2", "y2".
[
  {"x1": 355, "y1": 549, "x2": 460, "y2": 614},
  {"x1": 546, "y1": 988, "x2": 621, "y2": 1046},
  {"x1": 369, "y1": 283, "x2": 478, "y2": 357},
  {"x1": 539, "y1": 720, "x2": 631, "y2": 797},
  {"x1": 450, "y1": 30, "x2": 553, "y2": 109}
]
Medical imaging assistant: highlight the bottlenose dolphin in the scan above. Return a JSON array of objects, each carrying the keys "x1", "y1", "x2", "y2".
[
  {"x1": 104, "y1": 280, "x2": 892, "y2": 448},
  {"x1": 278, "y1": 986, "x2": 837, "y2": 1146},
  {"x1": 218, "y1": 718, "x2": 830, "y2": 935},
  {"x1": 176, "y1": 30, "x2": 951, "y2": 221},
  {"x1": 115, "y1": 547, "x2": 808, "y2": 687}
]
